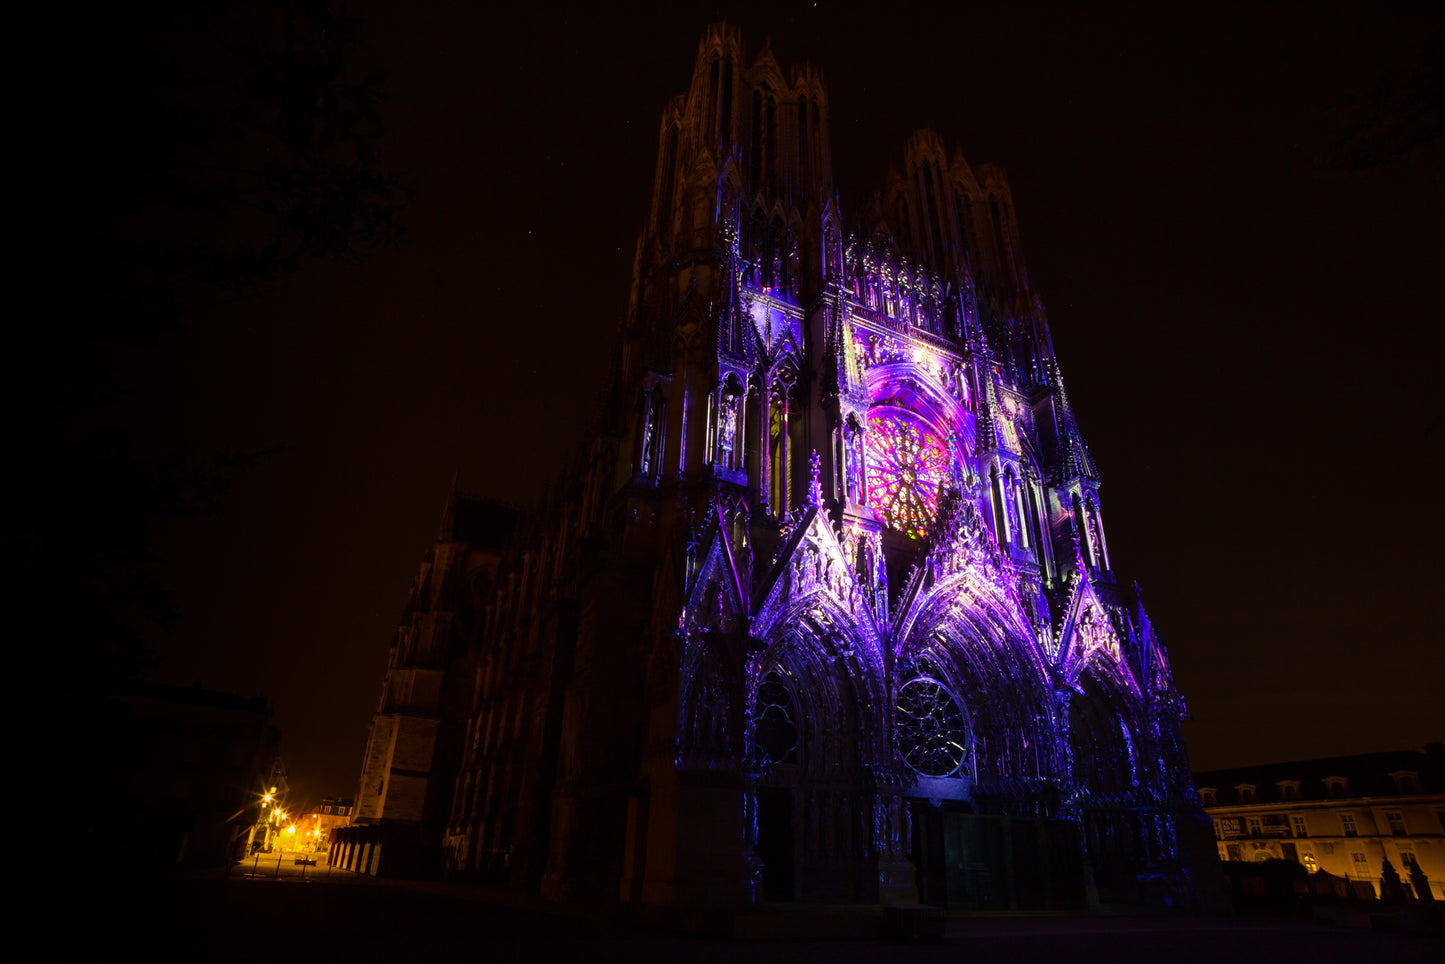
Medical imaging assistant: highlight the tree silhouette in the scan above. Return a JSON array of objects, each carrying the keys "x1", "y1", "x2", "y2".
[{"x1": 15, "y1": 1, "x2": 411, "y2": 864}]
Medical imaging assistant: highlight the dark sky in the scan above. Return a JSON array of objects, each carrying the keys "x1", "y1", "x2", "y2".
[{"x1": 140, "y1": 2, "x2": 1443, "y2": 806}]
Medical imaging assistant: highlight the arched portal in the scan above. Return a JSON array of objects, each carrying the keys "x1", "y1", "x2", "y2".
[
  {"x1": 896, "y1": 581, "x2": 1089, "y2": 910},
  {"x1": 1067, "y1": 661, "x2": 1161, "y2": 905},
  {"x1": 751, "y1": 603, "x2": 890, "y2": 903}
]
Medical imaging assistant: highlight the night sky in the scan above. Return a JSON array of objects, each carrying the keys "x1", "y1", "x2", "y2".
[{"x1": 129, "y1": 3, "x2": 1442, "y2": 806}]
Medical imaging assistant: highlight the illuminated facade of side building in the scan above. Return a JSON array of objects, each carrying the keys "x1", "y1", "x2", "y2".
[
  {"x1": 355, "y1": 25, "x2": 1211, "y2": 907},
  {"x1": 1197, "y1": 748, "x2": 1445, "y2": 899}
]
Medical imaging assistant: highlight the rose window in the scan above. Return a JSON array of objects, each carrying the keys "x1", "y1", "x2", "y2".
[
  {"x1": 896, "y1": 677, "x2": 970, "y2": 777},
  {"x1": 865, "y1": 412, "x2": 950, "y2": 538}
]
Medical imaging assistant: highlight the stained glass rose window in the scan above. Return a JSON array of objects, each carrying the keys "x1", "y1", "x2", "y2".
[
  {"x1": 896, "y1": 677, "x2": 969, "y2": 777},
  {"x1": 865, "y1": 412, "x2": 950, "y2": 538}
]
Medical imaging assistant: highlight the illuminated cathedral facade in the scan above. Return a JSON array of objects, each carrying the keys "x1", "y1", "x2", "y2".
[{"x1": 349, "y1": 25, "x2": 1211, "y2": 908}]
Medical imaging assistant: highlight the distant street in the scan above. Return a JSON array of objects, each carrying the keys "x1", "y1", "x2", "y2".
[
  {"x1": 28, "y1": 867, "x2": 1441, "y2": 964},
  {"x1": 231, "y1": 850, "x2": 333, "y2": 881}
]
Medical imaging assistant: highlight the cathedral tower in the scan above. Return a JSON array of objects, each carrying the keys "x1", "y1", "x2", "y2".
[{"x1": 360, "y1": 26, "x2": 1210, "y2": 909}]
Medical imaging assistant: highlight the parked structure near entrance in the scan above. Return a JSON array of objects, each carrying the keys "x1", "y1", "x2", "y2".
[{"x1": 350, "y1": 24, "x2": 1213, "y2": 907}]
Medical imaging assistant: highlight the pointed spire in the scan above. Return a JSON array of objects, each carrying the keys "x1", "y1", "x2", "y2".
[
  {"x1": 1049, "y1": 362, "x2": 1098, "y2": 482},
  {"x1": 438, "y1": 470, "x2": 460, "y2": 542},
  {"x1": 752, "y1": 36, "x2": 782, "y2": 75},
  {"x1": 807, "y1": 449, "x2": 823, "y2": 507}
]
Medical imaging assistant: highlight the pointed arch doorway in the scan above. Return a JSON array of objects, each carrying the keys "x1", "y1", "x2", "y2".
[{"x1": 750, "y1": 629, "x2": 884, "y2": 904}]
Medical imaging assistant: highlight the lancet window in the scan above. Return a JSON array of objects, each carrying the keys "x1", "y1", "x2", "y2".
[
  {"x1": 1027, "y1": 479, "x2": 1048, "y2": 573},
  {"x1": 745, "y1": 380, "x2": 763, "y2": 493},
  {"x1": 747, "y1": 210, "x2": 766, "y2": 286},
  {"x1": 657, "y1": 124, "x2": 678, "y2": 234},
  {"x1": 990, "y1": 467, "x2": 1010, "y2": 545},
  {"x1": 718, "y1": 56, "x2": 734, "y2": 148},
  {"x1": 749, "y1": 90, "x2": 778, "y2": 192},
  {"x1": 1086, "y1": 497, "x2": 1110, "y2": 570},
  {"x1": 1073, "y1": 494, "x2": 1094, "y2": 567},
  {"x1": 754, "y1": 670, "x2": 799, "y2": 764},
  {"x1": 798, "y1": 99, "x2": 811, "y2": 186},
  {"x1": 705, "y1": 55, "x2": 719, "y2": 140},
  {"x1": 767, "y1": 380, "x2": 792, "y2": 517},
  {"x1": 1009, "y1": 469, "x2": 1029, "y2": 549},
  {"x1": 638, "y1": 388, "x2": 665, "y2": 481}
]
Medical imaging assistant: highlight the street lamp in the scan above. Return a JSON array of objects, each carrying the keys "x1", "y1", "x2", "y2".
[{"x1": 246, "y1": 787, "x2": 281, "y2": 856}]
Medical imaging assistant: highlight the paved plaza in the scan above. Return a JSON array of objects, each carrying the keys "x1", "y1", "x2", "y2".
[{"x1": 26, "y1": 861, "x2": 1442, "y2": 963}]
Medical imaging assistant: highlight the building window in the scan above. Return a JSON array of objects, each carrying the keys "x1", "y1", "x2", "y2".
[
  {"x1": 1292, "y1": 815, "x2": 1308, "y2": 838},
  {"x1": 1386, "y1": 811, "x2": 1406, "y2": 836},
  {"x1": 1302, "y1": 852, "x2": 1318, "y2": 873},
  {"x1": 1324, "y1": 777, "x2": 1348, "y2": 798},
  {"x1": 1390, "y1": 771, "x2": 1420, "y2": 794},
  {"x1": 1213, "y1": 820, "x2": 1222, "y2": 840},
  {"x1": 1226, "y1": 844, "x2": 1243, "y2": 861},
  {"x1": 1199, "y1": 788, "x2": 1217, "y2": 807},
  {"x1": 1400, "y1": 851, "x2": 1418, "y2": 870},
  {"x1": 1278, "y1": 781, "x2": 1300, "y2": 800},
  {"x1": 1351, "y1": 851, "x2": 1368, "y2": 870},
  {"x1": 1247, "y1": 817, "x2": 1263, "y2": 837},
  {"x1": 1237, "y1": 784, "x2": 1257, "y2": 804},
  {"x1": 1340, "y1": 813, "x2": 1358, "y2": 837}
]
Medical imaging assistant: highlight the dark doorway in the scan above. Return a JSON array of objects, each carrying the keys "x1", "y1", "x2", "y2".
[
  {"x1": 756, "y1": 787, "x2": 794, "y2": 901},
  {"x1": 916, "y1": 809, "x2": 1087, "y2": 910}
]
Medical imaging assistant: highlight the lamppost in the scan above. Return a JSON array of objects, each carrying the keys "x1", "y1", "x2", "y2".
[
  {"x1": 245, "y1": 787, "x2": 277, "y2": 856},
  {"x1": 262, "y1": 790, "x2": 275, "y2": 853}
]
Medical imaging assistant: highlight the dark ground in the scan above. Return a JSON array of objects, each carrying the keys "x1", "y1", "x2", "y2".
[{"x1": 26, "y1": 872, "x2": 1442, "y2": 963}]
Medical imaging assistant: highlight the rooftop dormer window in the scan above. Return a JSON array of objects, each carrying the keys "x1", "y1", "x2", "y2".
[{"x1": 1390, "y1": 771, "x2": 1420, "y2": 794}]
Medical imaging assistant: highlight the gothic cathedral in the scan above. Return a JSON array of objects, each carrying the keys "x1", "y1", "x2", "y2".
[{"x1": 346, "y1": 25, "x2": 1211, "y2": 909}]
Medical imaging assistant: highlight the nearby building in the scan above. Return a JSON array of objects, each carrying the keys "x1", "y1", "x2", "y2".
[
  {"x1": 340, "y1": 496, "x2": 517, "y2": 876},
  {"x1": 1196, "y1": 747, "x2": 1445, "y2": 898},
  {"x1": 295, "y1": 797, "x2": 353, "y2": 852},
  {"x1": 353, "y1": 25, "x2": 1213, "y2": 907}
]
